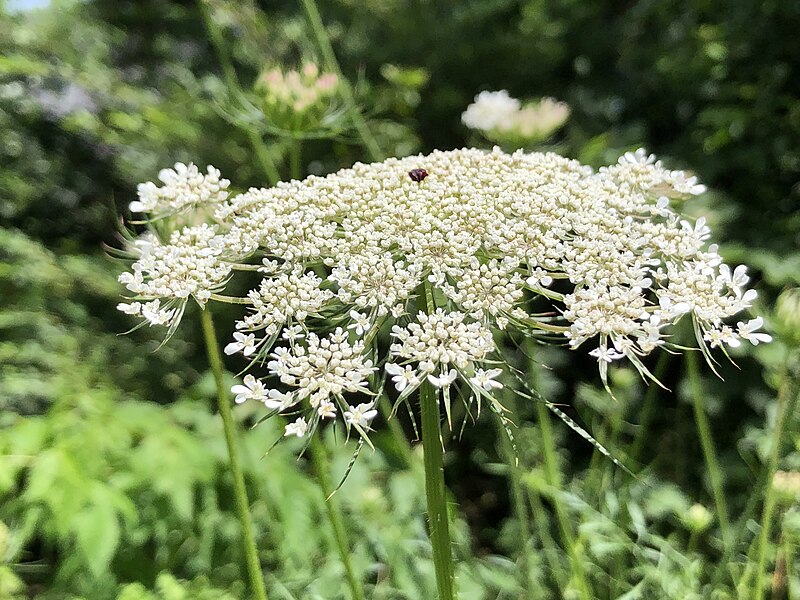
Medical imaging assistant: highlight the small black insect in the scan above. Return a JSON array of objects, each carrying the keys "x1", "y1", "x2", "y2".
[{"x1": 408, "y1": 168, "x2": 429, "y2": 182}]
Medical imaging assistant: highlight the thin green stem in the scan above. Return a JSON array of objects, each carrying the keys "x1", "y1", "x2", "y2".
[
  {"x1": 199, "y1": 309, "x2": 268, "y2": 600},
  {"x1": 686, "y1": 352, "x2": 733, "y2": 552},
  {"x1": 289, "y1": 138, "x2": 303, "y2": 180},
  {"x1": 417, "y1": 281, "x2": 455, "y2": 600},
  {"x1": 308, "y1": 435, "x2": 365, "y2": 600},
  {"x1": 527, "y1": 489, "x2": 569, "y2": 589},
  {"x1": 753, "y1": 370, "x2": 797, "y2": 600},
  {"x1": 631, "y1": 352, "x2": 670, "y2": 461},
  {"x1": 688, "y1": 530, "x2": 699, "y2": 554},
  {"x1": 210, "y1": 293, "x2": 254, "y2": 305},
  {"x1": 197, "y1": 0, "x2": 281, "y2": 185},
  {"x1": 523, "y1": 342, "x2": 591, "y2": 599},
  {"x1": 584, "y1": 417, "x2": 612, "y2": 504},
  {"x1": 495, "y1": 398, "x2": 534, "y2": 594},
  {"x1": 712, "y1": 459, "x2": 770, "y2": 590},
  {"x1": 779, "y1": 533, "x2": 793, "y2": 600},
  {"x1": 534, "y1": 398, "x2": 592, "y2": 600},
  {"x1": 378, "y1": 393, "x2": 417, "y2": 468},
  {"x1": 298, "y1": 0, "x2": 383, "y2": 161}
]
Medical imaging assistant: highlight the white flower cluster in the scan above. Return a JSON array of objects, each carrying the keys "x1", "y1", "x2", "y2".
[
  {"x1": 237, "y1": 266, "x2": 333, "y2": 336},
  {"x1": 267, "y1": 328, "x2": 376, "y2": 431},
  {"x1": 461, "y1": 90, "x2": 520, "y2": 133},
  {"x1": 440, "y1": 257, "x2": 525, "y2": 327},
  {"x1": 329, "y1": 253, "x2": 421, "y2": 314},
  {"x1": 131, "y1": 163, "x2": 230, "y2": 217},
  {"x1": 388, "y1": 309, "x2": 495, "y2": 384},
  {"x1": 462, "y1": 91, "x2": 570, "y2": 143},
  {"x1": 607, "y1": 148, "x2": 707, "y2": 198},
  {"x1": 119, "y1": 147, "x2": 769, "y2": 440},
  {"x1": 118, "y1": 224, "x2": 232, "y2": 328}
]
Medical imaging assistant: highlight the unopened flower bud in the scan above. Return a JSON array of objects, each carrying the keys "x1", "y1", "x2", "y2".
[
  {"x1": 772, "y1": 470, "x2": 800, "y2": 503},
  {"x1": 682, "y1": 503, "x2": 713, "y2": 533},
  {"x1": 775, "y1": 288, "x2": 800, "y2": 348}
]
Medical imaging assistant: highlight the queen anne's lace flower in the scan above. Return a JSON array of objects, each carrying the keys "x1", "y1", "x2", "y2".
[
  {"x1": 237, "y1": 267, "x2": 333, "y2": 336},
  {"x1": 284, "y1": 417, "x2": 309, "y2": 437},
  {"x1": 389, "y1": 309, "x2": 494, "y2": 371},
  {"x1": 231, "y1": 374, "x2": 268, "y2": 404},
  {"x1": 471, "y1": 368, "x2": 504, "y2": 391},
  {"x1": 119, "y1": 147, "x2": 769, "y2": 440},
  {"x1": 267, "y1": 328, "x2": 375, "y2": 416},
  {"x1": 224, "y1": 332, "x2": 258, "y2": 356},
  {"x1": 118, "y1": 224, "x2": 232, "y2": 328},
  {"x1": 131, "y1": 163, "x2": 230, "y2": 217}
]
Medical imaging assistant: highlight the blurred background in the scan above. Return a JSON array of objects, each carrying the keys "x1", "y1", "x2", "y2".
[{"x1": 1, "y1": 0, "x2": 799, "y2": 598}]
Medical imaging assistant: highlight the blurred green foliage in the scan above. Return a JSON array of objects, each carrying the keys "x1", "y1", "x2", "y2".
[{"x1": 1, "y1": 0, "x2": 799, "y2": 598}]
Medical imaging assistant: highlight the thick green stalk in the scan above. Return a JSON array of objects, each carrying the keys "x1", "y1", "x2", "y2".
[
  {"x1": 308, "y1": 435, "x2": 365, "y2": 600},
  {"x1": 686, "y1": 352, "x2": 733, "y2": 551},
  {"x1": 199, "y1": 309, "x2": 269, "y2": 600},
  {"x1": 417, "y1": 281, "x2": 456, "y2": 600},
  {"x1": 197, "y1": 0, "x2": 281, "y2": 185},
  {"x1": 752, "y1": 371, "x2": 797, "y2": 600},
  {"x1": 298, "y1": 0, "x2": 383, "y2": 161},
  {"x1": 420, "y1": 379, "x2": 455, "y2": 600},
  {"x1": 289, "y1": 138, "x2": 303, "y2": 180}
]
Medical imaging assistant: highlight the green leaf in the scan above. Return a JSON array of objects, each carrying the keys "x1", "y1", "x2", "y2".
[{"x1": 73, "y1": 490, "x2": 120, "y2": 578}]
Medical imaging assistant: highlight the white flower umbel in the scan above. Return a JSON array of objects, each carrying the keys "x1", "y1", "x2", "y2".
[
  {"x1": 470, "y1": 368, "x2": 504, "y2": 391},
  {"x1": 224, "y1": 332, "x2": 258, "y2": 356},
  {"x1": 284, "y1": 417, "x2": 309, "y2": 437},
  {"x1": 231, "y1": 374, "x2": 269, "y2": 404},
  {"x1": 236, "y1": 266, "x2": 333, "y2": 338},
  {"x1": 390, "y1": 309, "x2": 495, "y2": 381},
  {"x1": 131, "y1": 163, "x2": 230, "y2": 218},
  {"x1": 117, "y1": 223, "x2": 232, "y2": 331},
  {"x1": 385, "y1": 363, "x2": 421, "y2": 392},
  {"x1": 120, "y1": 147, "x2": 768, "y2": 442},
  {"x1": 267, "y1": 327, "x2": 375, "y2": 416},
  {"x1": 461, "y1": 90, "x2": 521, "y2": 133}
]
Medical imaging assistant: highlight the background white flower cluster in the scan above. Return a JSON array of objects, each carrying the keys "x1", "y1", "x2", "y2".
[{"x1": 462, "y1": 90, "x2": 571, "y2": 143}]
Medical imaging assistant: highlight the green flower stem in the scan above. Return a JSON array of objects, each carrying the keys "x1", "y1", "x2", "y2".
[
  {"x1": 378, "y1": 393, "x2": 417, "y2": 468},
  {"x1": 534, "y1": 398, "x2": 592, "y2": 600},
  {"x1": 752, "y1": 367, "x2": 798, "y2": 600},
  {"x1": 495, "y1": 397, "x2": 534, "y2": 593},
  {"x1": 528, "y1": 488, "x2": 569, "y2": 588},
  {"x1": 631, "y1": 352, "x2": 670, "y2": 461},
  {"x1": 289, "y1": 138, "x2": 303, "y2": 180},
  {"x1": 308, "y1": 435, "x2": 365, "y2": 600},
  {"x1": 197, "y1": 0, "x2": 281, "y2": 186},
  {"x1": 523, "y1": 343, "x2": 591, "y2": 598},
  {"x1": 417, "y1": 281, "x2": 456, "y2": 600},
  {"x1": 298, "y1": 0, "x2": 384, "y2": 161},
  {"x1": 773, "y1": 539, "x2": 800, "y2": 598},
  {"x1": 686, "y1": 352, "x2": 733, "y2": 551},
  {"x1": 199, "y1": 308, "x2": 268, "y2": 600}
]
